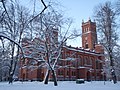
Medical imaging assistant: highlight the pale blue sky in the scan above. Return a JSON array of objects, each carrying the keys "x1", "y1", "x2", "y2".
[
  {"x1": 59, "y1": 0, "x2": 111, "y2": 28},
  {"x1": 20, "y1": 0, "x2": 117, "y2": 47}
]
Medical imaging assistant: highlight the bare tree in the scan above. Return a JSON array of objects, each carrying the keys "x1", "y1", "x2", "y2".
[
  {"x1": 20, "y1": 4, "x2": 78, "y2": 85},
  {"x1": 94, "y1": 1, "x2": 118, "y2": 84},
  {"x1": 0, "y1": 0, "x2": 32, "y2": 83},
  {"x1": 0, "y1": 34, "x2": 25, "y2": 76},
  {"x1": 0, "y1": 0, "x2": 48, "y2": 84}
]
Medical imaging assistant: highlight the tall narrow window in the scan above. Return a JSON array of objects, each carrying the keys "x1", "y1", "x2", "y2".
[
  {"x1": 96, "y1": 60, "x2": 99, "y2": 69},
  {"x1": 85, "y1": 43, "x2": 88, "y2": 48}
]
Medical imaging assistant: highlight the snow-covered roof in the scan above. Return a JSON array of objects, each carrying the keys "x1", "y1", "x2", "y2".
[{"x1": 63, "y1": 45, "x2": 104, "y2": 56}]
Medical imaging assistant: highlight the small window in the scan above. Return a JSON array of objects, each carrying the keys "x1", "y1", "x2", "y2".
[{"x1": 85, "y1": 44, "x2": 88, "y2": 48}]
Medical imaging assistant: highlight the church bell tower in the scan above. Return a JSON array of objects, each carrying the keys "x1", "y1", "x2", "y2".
[{"x1": 82, "y1": 19, "x2": 97, "y2": 50}]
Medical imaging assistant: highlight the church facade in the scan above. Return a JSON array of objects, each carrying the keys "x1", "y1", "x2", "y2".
[{"x1": 19, "y1": 19, "x2": 105, "y2": 81}]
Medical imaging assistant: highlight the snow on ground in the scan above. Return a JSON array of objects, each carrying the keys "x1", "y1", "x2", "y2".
[{"x1": 0, "y1": 81, "x2": 120, "y2": 90}]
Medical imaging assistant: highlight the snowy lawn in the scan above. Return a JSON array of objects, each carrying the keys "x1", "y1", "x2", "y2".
[{"x1": 0, "y1": 81, "x2": 120, "y2": 90}]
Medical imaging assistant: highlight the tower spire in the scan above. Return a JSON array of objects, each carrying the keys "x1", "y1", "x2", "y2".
[{"x1": 89, "y1": 17, "x2": 91, "y2": 22}]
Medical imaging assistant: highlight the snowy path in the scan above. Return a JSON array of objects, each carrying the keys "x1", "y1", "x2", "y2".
[{"x1": 0, "y1": 81, "x2": 120, "y2": 90}]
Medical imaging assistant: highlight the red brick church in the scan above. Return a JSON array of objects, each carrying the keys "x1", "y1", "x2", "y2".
[{"x1": 19, "y1": 19, "x2": 105, "y2": 81}]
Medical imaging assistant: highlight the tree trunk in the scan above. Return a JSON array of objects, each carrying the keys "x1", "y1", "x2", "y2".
[
  {"x1": 44, "y1": 69, "x2": 58, "y2": 86},
  {"x1": 8, "y1": 74, "x2": 13, "y2": 84},
  {"x1": 44, "y1": 69, "x2": 50, "y2": 84},
  {"x1": 51, "y1": 69, "x2": 58, "y2": 86},
  {"x1": 113, "y1": 75, "x2": 117, "y2": 84},
  {"x1": 111, "y1": 68, "x2": 117, "y2": 84},
  {"x1": 109, "y1": 49, "x2": 117, "y2": 84}
]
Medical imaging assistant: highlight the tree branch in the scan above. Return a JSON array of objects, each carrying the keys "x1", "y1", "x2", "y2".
[
  {"x1": 28, "y1": 0, "x2": 48, "y2": 24},
  {"x1": 0, "y1": 34, "x2": 25, "y2": 61}
]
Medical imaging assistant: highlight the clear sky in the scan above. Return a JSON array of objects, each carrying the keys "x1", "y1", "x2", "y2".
[
  {"x1": 20, "y1": 0, "x2": 117, "y2": 47},
  {"x1": 59, "y1": 0, "x2": 111, "y2": 28}
]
